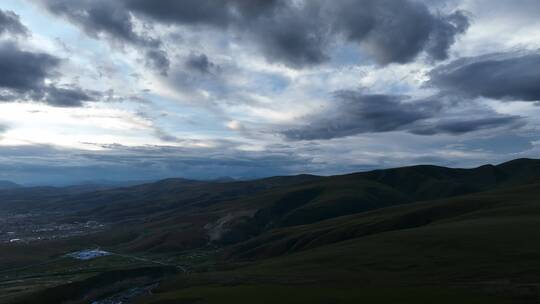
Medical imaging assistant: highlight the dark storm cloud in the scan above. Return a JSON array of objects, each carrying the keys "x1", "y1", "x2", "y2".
[
  {"x1": 282, "y1": 90, "x2": 523, "y2": 140},
  {"x1": 330, "y1": 1, "x2": 470, "y2": 64},
  {"x1": 0, "y1": 9, "x2": 28, "y2": 37},
  {"x1": 38, "y1": 0, "x2": 469, "y2": 69},
  {"x1": 425, "y1": 10, "x2": 470, "y2": 61},
  {"x1": 0, "y1": 41, "x2": 59, "y2": 92},
  {"x1": 145, "y1": 49, "x2": 170, "y2": 76},
  {"x1": 185, "y1": 53, "x2": 216, "y2": 74},
  {"x1": 125, "y1": 0, "x2": 328, "y2": 68},
  {"x1": 410, "y1": 116, "x2": 524, "y2": 135},
  {"x1": 125, "y1": 0, "x2": 231, "y2": 26},
  {"x1": 38, "y1": 0, "x2": 168, "y2": 74},
  {"x1": 123, "y1": 0, "x2": 283, "y2": 26},
  {"x1": 282, "y1": 91, "x2": 434, "y2": 140},
  {"x1": 429, "y1": 52, "x2": 540, "y2": 101},
  {"x1": 0, "y1": 42, "x2": 103, "y2": 107},
  {"x1": 39, "y1": 0, "x2": 155, "y2": 47},
  {"x1": 126, "y1": 0, "x2": 469, "y2": 66},
  {"x1": 44, "y1": 86, "x2": 102, "y2": 107},
  {"x1": 249, "y1": 3, "x2": 329, "y2": 68}
]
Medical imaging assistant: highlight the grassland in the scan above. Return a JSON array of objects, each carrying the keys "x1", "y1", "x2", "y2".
[{"x1": 2, "y1": 159, "x2": 540, "y2": 303}]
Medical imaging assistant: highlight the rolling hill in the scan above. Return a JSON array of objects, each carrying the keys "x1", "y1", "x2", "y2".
[
  {"x1": 0, "y1": 180, "x2": 21, "y2": 190},
  {"x1": 2, "y1": 158, "x2": 540, "y2": 303}
]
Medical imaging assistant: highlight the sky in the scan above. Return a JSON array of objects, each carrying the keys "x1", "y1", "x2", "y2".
[{"x1": 0, "y1": 0, "x2": 539, "y2": 185}]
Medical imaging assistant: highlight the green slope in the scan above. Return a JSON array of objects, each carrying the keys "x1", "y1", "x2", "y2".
[
  {"x1": 140, "y1": 182, "x2": 540, "y2": 303},
  {"x1": 4, "y1": 158, "x2": 540, "y2": 303}
]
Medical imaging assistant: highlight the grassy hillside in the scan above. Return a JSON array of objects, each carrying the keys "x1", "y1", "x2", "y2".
[
  {"x1": 208, "y1": 159, "x2": 540, "y2": 247},
  {"x1": 3, "y1": 159, "x2": 540, "y2": 303},
  {"x1": 139, "y1": 182, "x2": 540, "y2": 303}
]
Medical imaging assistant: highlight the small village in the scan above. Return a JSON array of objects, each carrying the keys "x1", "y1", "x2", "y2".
[{"x1": 0, "y1": 212, "x2": 106, "y2": 244}]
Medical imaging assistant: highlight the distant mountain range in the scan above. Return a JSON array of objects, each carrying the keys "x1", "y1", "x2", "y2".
[
  {"x1": 0, "y1": 180, "x2": 21, "y2": 190},
  {"x1": 21, "y1": 179, "x2": 156, "y2": 188}
]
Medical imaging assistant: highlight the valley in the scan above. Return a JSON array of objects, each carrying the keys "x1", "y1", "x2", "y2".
[
  {"x1": 1, "y1": 159, "x2": 540, "y2": 303},
  {"x1": 0, "y1": 212, "x2": 106, "y2": 244}
]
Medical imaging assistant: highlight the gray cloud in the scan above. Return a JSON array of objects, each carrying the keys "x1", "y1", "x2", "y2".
[
  {"x1": 145, "y1": 49, "x2": 170, "y2": 76},
  {"x1": 38, "y1": 0, "x2": 168, "y2": 74},
  {"x1": 410, "y1": 116, "x2": 524, "y2": 135},
  {"x1": 248, "y1": 3, "x2": 329, "y2": 68},
  {"x1": 126, "y1": 0, "x2": 328, "y2": 68},
  {"x1": 38, "y1": 0, "x2": 469, "y2": 69},
  {"x1": 0, "y1": 133, "x2": 535, "y2": 185},
  {"x1": 0, "y1": 41, "x2": 59, "y2": 92},
  {"x1": 123, "y1": 0, "x2": 283, "y2": 26},
  {"x1": 185, "y1": 53, "x2": 215, "y2": 74},
  {"x1": 39, "y1": 0, "x2": 156, "y2": 47},
  {"x1": 330, "y1": 1, "x2": 469, "y2": 64},
  {"x1": 0, "y1": 9, "x2": 28, "y2": 37},
  {"x1": 429, "y1": 52, "x2": 540, "y2": 101},
  {"x1": 125, "y1": 0, "x2": 231, "y2": 26},
  {"x1": 44, "y1": 86, "x2": 102, "y2": 107},
  {"x1": 282, "y1": 90, "x2": 523, "y2": 140},
  {"x1": 0, "y1": 142, "x2": 313, "y2": 185},
  {"x1": 425, "y1": 10, "x2": 470, "y2": 61},
  {"x1": 282, "y1": 91, "x2": 434, "y2": 140},
  {"x1": 166, "y1": 56, "x2": 230, "y2": 100},
  {"x1": 0, "y1": 41, "x2": 103, "y2": 107}
]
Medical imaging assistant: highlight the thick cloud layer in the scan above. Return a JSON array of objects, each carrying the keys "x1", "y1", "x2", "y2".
[
  {"x1": 429, "y1": 52, "x2": 540, "y2": 101},
  {"x1": 145, "y1": 49, "x2": 170, "y2": 75},
  {"x1": 283, "y1": 92, "x2": 434, "y2": 140},
  {"x1": 411, "y1": 116, "x2": 524, "y2": 135},
  {"x1": 0, "y1": 42, "x2": 59, "y2": 92},
  {"x1": 185, "y1": 53, "x2": 215, "y2": 74},
  {"x1": 330, "y1": 1, "x2": 469, "y2": 64},
  {"x1": 425, "y1": 10, "x2": 470, "y2": 61},
  {"x1": 248, "y1": 4, "x2": 329, "y2": 68},
  {"x1": 282, "y1": 90, "x2": 522, "y2": 140},
  {"x1": 0, "y1": 9, "x2": 28, "y2": 37},
  {"x1": 38, "y1": 0, "x2": 469, "y2": 69},
  {"x1": 0, "y1": 142, "x2": 313, "y2": 184},
  {"x1": 0, "y1": 42, "x2": 101, "y2": 107},
  {"x1": 38, "y1": 0, "x2": 167, "y2": 74},
  {"x1": 124, "y1": 0, "x2": 283, "y2": 26},
  {"x1": 44, "y1": 86, "x2": 100, "y2": 107}
]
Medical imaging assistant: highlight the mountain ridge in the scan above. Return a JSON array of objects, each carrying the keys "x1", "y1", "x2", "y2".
[{"x1": 0, "y1": 180, "x2": 21, "y2": 190}]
